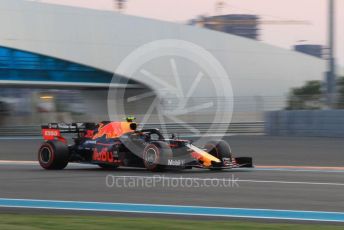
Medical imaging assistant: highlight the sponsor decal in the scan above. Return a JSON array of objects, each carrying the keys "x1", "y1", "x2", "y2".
[
  {"x1": 113, "y1": 150, "x2": 119, "y2": 158},
  {"x1": 43, "y1": 129, "x2": 59, "y2": 137},
  {"x1": 223, "y1": 158, "x2": 231, "y2": 166},
  {"x1": 168, "y1": 159, "x2": 185, "y2": 166},
  {"x1": 48, "y1": 124, "x2": 58, "y2": 129},
  {"x1": 84, "y1": 140, "x2": 97, "y2": 145},
  {"x1": 93, "y1": 148, "x2": 114, "y2": 163}
]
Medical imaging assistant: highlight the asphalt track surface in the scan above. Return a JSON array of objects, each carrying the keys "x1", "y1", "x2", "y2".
[
  {"x1": 0, "y1": 135, "x2": 343, "y2": 222},
  {"x1": 1, "y1": 135, "x2": 344, "y2": 166}
]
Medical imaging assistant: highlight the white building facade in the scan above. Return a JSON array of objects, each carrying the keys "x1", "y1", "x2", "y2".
[{"x1": 0, "y1": 0, "x2": 327, "y2": 123}]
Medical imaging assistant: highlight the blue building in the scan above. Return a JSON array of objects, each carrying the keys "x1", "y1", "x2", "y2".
[{"x1": 0, "y1": 46, "x2": 129, "y2": 86}]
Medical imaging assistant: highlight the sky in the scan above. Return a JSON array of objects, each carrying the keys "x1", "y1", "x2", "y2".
[{"x1": 38, "y1": 0, "x2": 343, "y2": 68}]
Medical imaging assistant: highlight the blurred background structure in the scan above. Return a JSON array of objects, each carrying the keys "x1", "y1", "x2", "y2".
[
  {"x1": 294, "y1": 44, "x2": 324, "y2": 58},
  {"x1": 0, "y1": 0, "x2": 343, "y2": 137},
  {"x1": 188, "y1": 14, "x2": 260, "y2": 40}
]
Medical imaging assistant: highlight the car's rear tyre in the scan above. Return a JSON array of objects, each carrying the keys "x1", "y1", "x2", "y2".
[
  {"x1": 204, "y1": 140, "x2": 232, "y2": 170},
  {"x1": 143, "y1": 141, "x2": 172, "y2": 172},
  {"x1": 38, "y1": 141, "x2": 69, "y2": 170}
]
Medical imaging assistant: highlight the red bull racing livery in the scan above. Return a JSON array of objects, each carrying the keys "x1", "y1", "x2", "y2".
[{"x1": 38, "y1": 120, "x2": 253, "y2": 171}]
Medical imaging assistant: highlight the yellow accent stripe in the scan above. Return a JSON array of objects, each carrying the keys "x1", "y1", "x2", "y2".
[{"x1": 187, "y1": 144, "x2": 221, "y2": 164}]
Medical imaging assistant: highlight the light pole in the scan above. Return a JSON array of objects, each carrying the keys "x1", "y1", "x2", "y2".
[
  {"x1": 113, "y1": 0, "x2": 126, "y2": 13},
  {"x1": 325, "y1": 0, "x2": 336, "y2": 108}
]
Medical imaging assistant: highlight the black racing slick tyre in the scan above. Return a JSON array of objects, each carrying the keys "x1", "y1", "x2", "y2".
[
  {"x1": 204, "y1": 140, "x2": 232, "y2": 170},
  {"x1": 38, "y1": 141, "x2": 69, "y2": 170},
  {"x1": 143, "y1": 141, "x2": 172, "y2": 172}
]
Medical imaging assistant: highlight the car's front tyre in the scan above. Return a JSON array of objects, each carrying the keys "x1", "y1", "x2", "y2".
[
  {"x1": 204, "y1": 140, "x2": 232, "y2": 170},
  {"x1": 142, "y1": 141, "x2": 172, "y2": 172}
]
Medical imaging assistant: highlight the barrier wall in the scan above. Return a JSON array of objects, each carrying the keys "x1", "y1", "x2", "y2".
[
  {"x1": 0, "y1": 122, "x2": 264, "y2": 137},
  {"x1": 265, "y1": 110, "x2": 344, "y2": 137}
]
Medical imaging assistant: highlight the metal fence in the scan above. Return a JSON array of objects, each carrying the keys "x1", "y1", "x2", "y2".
[{"x1": 265, "y1": 110, "x2": 344, "y2": 137}]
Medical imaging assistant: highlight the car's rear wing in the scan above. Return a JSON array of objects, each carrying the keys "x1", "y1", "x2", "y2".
[{"x1": 41, "y1": 122, "x2": 96, "y2": 143}]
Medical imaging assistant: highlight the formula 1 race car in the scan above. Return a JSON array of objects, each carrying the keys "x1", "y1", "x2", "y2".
[{"x1": 38, "y1": 119, "x2": 253, "y2": 171}]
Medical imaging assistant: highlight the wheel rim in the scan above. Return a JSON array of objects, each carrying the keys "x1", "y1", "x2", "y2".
[
  {"x1": 145, "y1": 148, "x2": 157, "y2": 167},
  {"x1": 40, "y1": 147, "x2": 51, "y2": 164}
]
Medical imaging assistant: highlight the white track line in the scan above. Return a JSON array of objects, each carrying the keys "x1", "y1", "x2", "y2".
[
  {"x1": 0, "y1": 161, "x2": 95, "y2": 168},
  {"x1": 106, "y1": 175, "x2": 344, "y2": 187},
  {"x1": 0, "y1": 160, "x2": 37, "y2": 164},
  {"x1": 0, "y1": 161, "x2": 343, "y2": 186},
  {"x1": 1, "y1": 160, "x2": 343, "y2": 175},
  {"x1": 0, "y1": 137, "x2": 41, "y2": 140}
]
